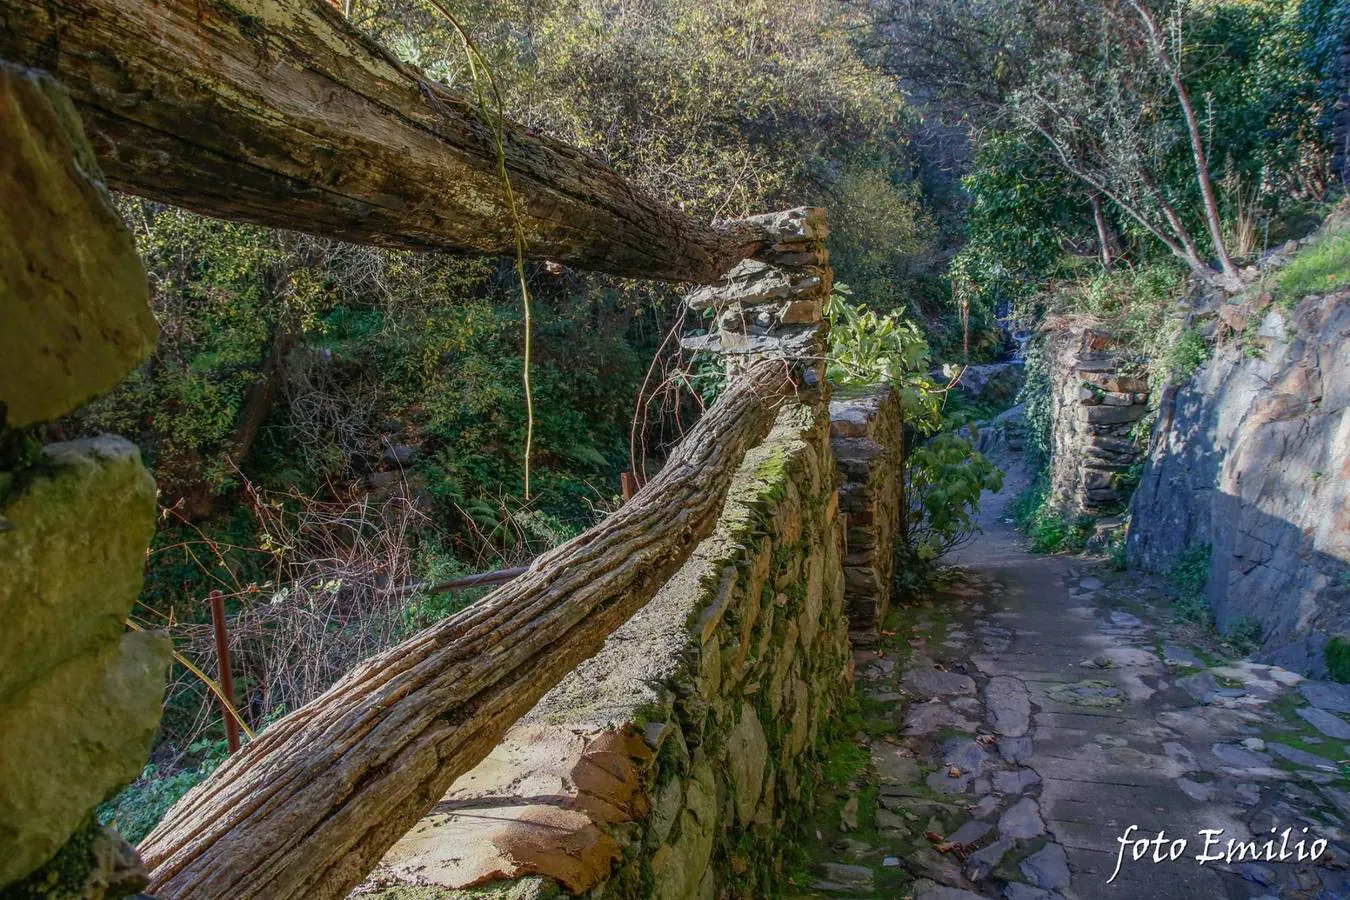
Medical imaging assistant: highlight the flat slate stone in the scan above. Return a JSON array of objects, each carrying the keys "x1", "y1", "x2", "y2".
[
  {"x1": 914, "y1": 882, "x2": 987, "y2": 900},
  {"x1": 947, "y1": 820, "x2": 992, "y2": 846},
  {"x1": 992, "y1": 768, "x2": 1041, "y2": 794},
  {"x1": 1162, "y1": 644, "x2": 1205, "y2": 668},
  {"x1": 905, "y1": 703, "x2": 979, "y2": 736},
  {"x1": 1174, "y1": 777, "x2": 1213, "y2": 802},
  {"x1": 872, "y1": 745, "x2": 920, "y2": 784},
  {"x1": 965, "y1": 839, "x2": 1011, "y2": 880},
  {"x1": 927, "y1": 771, "x2": 973, "y2": 795},
  {"x1": 1020, "y1": 842, "x2": 1070, "y2": 890},
  {"x1": 999, "y1": 736, "x2": 1034, "y2": 764},
  {"x1": 1210, "y1": 742, "x2": 1272, "y2": 769},
  {"x1": 1268, "y1": 742, "x2": 1337, "y2": 770},
  {"x1": 1003, "y1": 885, "x2": 1058, "y2": 900},
  {"x1": 942, "y1": 738, "x2": 990, "y2": 776},
  {"x1": 969, "y1": 795, "x2": 1000, "y2": 819},
  {"x1": 905, "y1": 667, "x2": 977, "y2": 698},
  {"x1": 998, "y1": 797, "x2": 1045, "y2": 840},
  {"x1": 1300, "y1": 681, "x2": 1350, "y2": 715},
  {"x1": 1296, "y1": 706, "x2": 1350, "y2": 740},
  {"x1": 876, "y1": 808, "x2": 910, "y2": 834},
  {"x1": 816, "y1": 862, "x2": 874, "y2": 892},
  {"x1": 987, "y1": 676, "x2": 1031, "y2": 737}
]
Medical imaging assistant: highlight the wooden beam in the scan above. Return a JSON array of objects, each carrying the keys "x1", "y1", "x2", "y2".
[
  {"x1": 0, "y1": 0, "x2": 760, "y2": 282},
  {"x1": 137, "y1": 360, "x2": 796, "y2": 900}
]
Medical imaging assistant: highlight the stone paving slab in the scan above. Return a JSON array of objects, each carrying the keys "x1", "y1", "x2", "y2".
[{"x1": 796, "y1": 461, "x2": 1349, "y2": 898}]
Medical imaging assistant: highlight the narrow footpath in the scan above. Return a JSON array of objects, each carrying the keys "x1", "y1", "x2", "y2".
[{"x1": 799, "y1": 462, "x2": 1350, "y2": 899}]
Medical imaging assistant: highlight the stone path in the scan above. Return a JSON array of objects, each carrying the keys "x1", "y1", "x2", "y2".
[{"x1": 796, "y1": 464, "x2": 1350, "y2": 899}]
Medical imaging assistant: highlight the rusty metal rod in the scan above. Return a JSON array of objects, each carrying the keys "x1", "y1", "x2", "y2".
[{"x1": 209, "y1": 590, "x2": 241, "y2": 754}]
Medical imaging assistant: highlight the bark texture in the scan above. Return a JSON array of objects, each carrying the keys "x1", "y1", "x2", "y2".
[
  {"x1": 138, "y1": 361, "x2": 798, "y2": 900},
  {"x1": 0, "y1": 0, "x2": 760, "y2": 283}
]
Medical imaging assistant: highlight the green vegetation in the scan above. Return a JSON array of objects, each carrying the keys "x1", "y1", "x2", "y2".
[
  {"x1": 824, "y1": 286, "x2": 1003, "y2": 590},
  {"x1": 1326, "y1": 636, "x2": 1350, "y2": 684},
  {"x1": 1164, "y1": 327, "x2": 1212, "y2": 383},
  {"x1": 98, "y1": 738, "x2": 229, "y2": 843},
  {"x1": 1168, "y1": 544, "x2": 1213, "y2": 624},
  {"x1": 1010, "y1": 478, "x2": 1095, "y2": 555},
  {"x1": 1274, "y1": 220, "x2": 1350, "y2": 304}
]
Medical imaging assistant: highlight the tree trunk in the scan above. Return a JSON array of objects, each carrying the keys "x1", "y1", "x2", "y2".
[
  {"x1": 228, "y1": 327, "x2": 299, "y2": 466},
  {"x1": 138, "y1": 360, "x2": 797, "y2": 900},
  {"x1": 1091, "y1": 194, "x2": 1116, "y2": 270},
  {"x1": 0, "y1": 0, "x2": 761, "y2": 283},
  {"x1": 1127, "y1": 0, "x2": 1242, "y2": 291}
]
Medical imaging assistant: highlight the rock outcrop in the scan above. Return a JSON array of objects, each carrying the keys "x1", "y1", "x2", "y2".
[{"x1": 1128, "y1": 292, "x2": 1350, "y2": 674}]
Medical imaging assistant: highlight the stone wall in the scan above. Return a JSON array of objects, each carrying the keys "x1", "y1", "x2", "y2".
[
  {"x1": 359, "y1": 397, "x2": 853, "y2": 900},
  {"x1": 1045, "y1": 327, "x2": 1148, "y2": 513},
  {"x1": 1127, "y1": 291, "x2": 1350, "y2": 675},
  {"x1": 829, "y1": 385, "x2": 902, "y2": 646},
  {"x1": 0, "y1": 67, "x2": 169, "y2": 895}
]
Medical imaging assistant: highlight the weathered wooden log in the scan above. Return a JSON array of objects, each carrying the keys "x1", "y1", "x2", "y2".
[
  {"x1": 0, "y1": 0, "x2": 759, "y2": 282},
  {"x1": 138, "y1": 360, "x2": 797, "y2": 900}
]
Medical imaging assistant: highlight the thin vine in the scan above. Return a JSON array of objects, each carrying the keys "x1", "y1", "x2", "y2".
[{"x1": 425, "y1": 0, "x2": 536, "y2": 498}]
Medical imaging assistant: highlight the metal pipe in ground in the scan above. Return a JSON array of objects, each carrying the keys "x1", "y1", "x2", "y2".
[{"x1": 209, "y1": 590, "x2": 242, "y2": 754}]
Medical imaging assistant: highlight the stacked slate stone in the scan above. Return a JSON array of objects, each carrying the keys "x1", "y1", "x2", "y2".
[
  {"x1": 1075, "y1": 365, "x2": 1149, "y2": 510},
  {"x1": 829, "y1": 386, "x2": 903, "y2": 647},
  {"x1": 681, "y1": 207, "x2": 830, "y2": 379},
  {"x1": 1048, "y1": 329, "x2": 1149, "y2": 513}
]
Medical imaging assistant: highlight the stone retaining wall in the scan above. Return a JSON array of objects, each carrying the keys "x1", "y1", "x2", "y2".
[
  {"x1": 360, "y1": 397, "x2": 854, "y2": 900},
  {"x1": 829, "y1": 386, "x2": 902, "y2": 646},
  {"x1": 0, "y1": 68, "x2": 169, "y2": 895},
  {"x1": 1046, "y1": 327, "x2": 1148, "y2": 513}
]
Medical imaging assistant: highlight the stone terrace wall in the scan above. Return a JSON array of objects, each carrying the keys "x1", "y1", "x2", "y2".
[
  {"x1": 829, "y1": 386, "x2": 902, "y2": 646},
  {"x1": 1046, "y1": 327, "x2": 1148, "y2": 513},
  {"x1": 360, "y1": 396, "x2": 853, "y2": 900}
]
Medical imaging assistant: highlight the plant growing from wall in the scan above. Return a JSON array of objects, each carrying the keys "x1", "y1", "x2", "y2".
[{"x1": 825, "y1": 285, "x2": 1003, "y2": 583}]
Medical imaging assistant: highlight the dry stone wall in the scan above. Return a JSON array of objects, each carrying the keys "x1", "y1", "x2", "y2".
[
  {"x1": 1128, "y1": 291, "x2": 1350, "y2": 675},
  {"x1": 1045, "y1": 327, "x2": 1149, "y2": 513},
  {"x1": 360, "y1": 397, "x2": 853, "y2": 900},
  {"x1": 0, "y1": 67, "x2": 169, "y2": 896},
  {"x1": 829, "y1": 386, "x2": 903, "y2": 646},
  {"x1": 681, "y1": 207, "x2": 829, "y2": 382}
]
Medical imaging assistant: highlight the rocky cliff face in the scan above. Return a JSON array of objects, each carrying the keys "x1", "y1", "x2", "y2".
[{"x1": 1128, "y1": 292, "x2": 1350, "y2": 675}]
